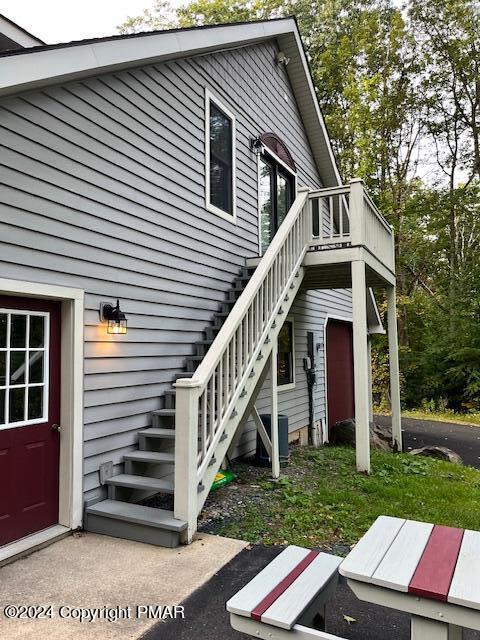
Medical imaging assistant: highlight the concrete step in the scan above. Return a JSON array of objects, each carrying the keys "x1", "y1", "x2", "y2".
[
  {"x1": 85, "y1": 499, "x2": 186, "y2": 548},
  {"x1": 124, "y1": 450, "x2": 175, "y2": 464},
  {"x1": 105, "y1": 474, "x2": 174, "y2": 494}
]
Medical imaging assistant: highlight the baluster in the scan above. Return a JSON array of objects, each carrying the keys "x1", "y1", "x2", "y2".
[
  {"x1": 320, "y1": 198, "x2": 324, "y2": 241},
  {"x1": 231, "y1": 332, "x2": 236, "y2": 398},
  {"x1": 329, "y1": 196, "x2": 334, "y2": 239},
  {"x1": 221, "y1": 350, "x2": 227, "y2": 415},
  {"x1": 339, "y1": 194, "x2": 344, "y2": 239},
  {"x1": 201, "y1": 390, "x2": 207, "y2": 459},
  {"x1": 210, "y1": 371, "x2": 216, "y2": 438},
  {"x1": 238, "y1": 321, "x2": 243, "y2": 378}
]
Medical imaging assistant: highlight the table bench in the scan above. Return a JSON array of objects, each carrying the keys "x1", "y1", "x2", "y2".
[
  {"x1": 339, "y1": 515, "x2": 480, "y2": 639},
  {"x1": 226, "y1": 545, "x2": 346, "y2": 639}
]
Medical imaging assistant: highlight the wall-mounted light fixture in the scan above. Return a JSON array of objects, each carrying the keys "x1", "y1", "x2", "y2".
[
  {"x1": 100, "y1": 299, "x2": 127, "y2": 334},
  {"x1": 249, "y1": 136, "x2": 264, "y2": 156},
  {"x1": 275, "y1": 51, "x2": 290, "y2": 67}
]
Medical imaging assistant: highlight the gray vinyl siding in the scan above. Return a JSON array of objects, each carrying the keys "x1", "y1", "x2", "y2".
[{"x1": 0, "y1": 39, "x2": 351, "y2": 498}]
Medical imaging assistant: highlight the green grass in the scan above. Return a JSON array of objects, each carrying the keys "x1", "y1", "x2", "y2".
[
  {"x1": 402, "y1": 409, "x2": 480, "y2": 427},
  {"x1": 215, "y1": 447, "x2": 480, "y2": 548}
]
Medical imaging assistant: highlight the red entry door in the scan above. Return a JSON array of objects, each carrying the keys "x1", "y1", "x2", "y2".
[
  {"x1": 326, "y1": 320, "x2": 355, "y2": 434},
  {"x1": 0, "y1": 297, "x2": 61, "y2": 547}
]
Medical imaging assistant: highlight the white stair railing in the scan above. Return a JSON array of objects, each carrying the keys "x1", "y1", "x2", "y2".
[{"x1": 174, "y1": 188, "x2": 311, "y2": 540}]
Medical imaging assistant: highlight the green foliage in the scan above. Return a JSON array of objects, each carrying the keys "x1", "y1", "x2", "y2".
[
  {"x1": 213, "y1": 447, "x2": 480, "y2": 546},
  {"x1": 118, "y1": 0, "x2": 480, "y2": 412}
]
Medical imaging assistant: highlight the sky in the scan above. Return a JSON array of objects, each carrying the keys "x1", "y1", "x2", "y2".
[{"x1": 1, "y1": 0, "x2": 182, "y2": 44}]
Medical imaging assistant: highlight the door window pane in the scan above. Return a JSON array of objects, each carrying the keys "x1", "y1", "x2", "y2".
[
  {"x1": 28, "y1": 387, "x2": 43, "y2": 420},
  {"x1": 10, "y1": 352, "x2": 25, "y2": 385},
  {"x1": 0, "y1": 314, "x2": 6, "y2": 348},
  {"x1": 29, "y1": 316, "x2": 45, "y2": 348},
  {"x1": 9, "y1": 387, "x2": 25, "y2": 423},
  {"x1": 29, "y1": 352, "x2": 44, "y2": 384},
  {"x1": 209, "y1": 102, "x2": 233, "y2": 215},
  {"x1": 10, "y1": 314, "x2": 27, "y2": 348},
  {"x1": 277, "y1": 173, "x2": 290, "y2": 228},
  {"x1": 0, "y1": 310, "x2": 49, "y2": 429},
  {"x1": 259, "y1": 160, "x2": 273, "y2": 254},
  {"x1": 278, "y1": 321, "x2": 294, "y2": 386},
  {"x1": 0, "y1": 352, "x2": 5, "y2": 387}
]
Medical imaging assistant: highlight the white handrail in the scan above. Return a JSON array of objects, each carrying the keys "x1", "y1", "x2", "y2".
[{"x1": 176, "y1": 188, "x2": 310, "y2": 390}]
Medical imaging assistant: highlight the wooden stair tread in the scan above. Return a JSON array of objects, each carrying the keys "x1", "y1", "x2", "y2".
[
  {"x1": 138, "y1": 428, "x2": 176, "y2": 439},
  {"x1": 106, "y1": 474, "x2": 174, "y2": 493},
  {"x1": 124, "y1": 450, "x2": 174, "y2": 463},
  {"x1": 86, "y1": 500, "x2": 186, "y2": 531}
]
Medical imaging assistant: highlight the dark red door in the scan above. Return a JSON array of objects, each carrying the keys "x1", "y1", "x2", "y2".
[
  {"x1": 326, "y1": 320, "x2": 355, "y2": 434},
  {"x1": 0, "y1": 296, "x2": 61, "y2": 547}
]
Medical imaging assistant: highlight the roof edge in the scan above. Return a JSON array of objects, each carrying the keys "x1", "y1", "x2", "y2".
[{"x1": 0, "y1": 13, "x2": 45, "y2": 47}]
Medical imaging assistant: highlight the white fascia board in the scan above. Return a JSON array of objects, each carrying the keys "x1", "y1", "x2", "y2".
[
  {"x1": 0, "y1": 15, "x2": 44, "y2": 48},
  {"x1": 0, "y1": 19, "x2": 295, "y2": 97}
]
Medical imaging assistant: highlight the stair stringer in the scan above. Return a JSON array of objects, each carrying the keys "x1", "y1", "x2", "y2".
[{"x1": 195, "y1": 267, "x2": 305, "y2": 515}]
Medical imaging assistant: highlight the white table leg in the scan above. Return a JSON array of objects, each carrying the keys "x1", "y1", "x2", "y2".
[
  {"x1": 448, "y1": 624, "x2": 463, "y2": 640},
  {"x1": 411, "y1": 615, "x2": 449, "y2": 639}
]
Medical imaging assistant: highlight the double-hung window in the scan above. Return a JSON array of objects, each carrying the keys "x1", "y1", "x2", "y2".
[{"x1": 206, "y1": 90, "x2": 236, "y2": 221}]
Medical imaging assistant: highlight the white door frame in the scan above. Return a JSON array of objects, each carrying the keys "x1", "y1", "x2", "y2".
[
  {"x1": 0, "y1": 278, "x2": 84, "y2": 562},
  {"x1": 323, "y1": 314, "x2": 353, "y2": 442}
]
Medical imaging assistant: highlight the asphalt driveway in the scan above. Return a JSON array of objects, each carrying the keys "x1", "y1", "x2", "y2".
[{"x1": 375, "y1": 415, "x2": 480, "y2": 469}]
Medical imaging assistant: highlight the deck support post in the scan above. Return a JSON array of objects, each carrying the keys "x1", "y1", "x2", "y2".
[
  {"x1": 351, "y1": 260, "x2": 370, "y2": 473},
  {"x1": 387, "y1": 285, "x2": 402, "y2": 451},
  {"x1": 174, "y1": 382, "x2": 200, "y2": 543},
  {"x1": 270, "y1": 338, "x2": 280, "y2": 479},
  {"x1": 367, "y1": 334, "x2": 373, "y2": 424}
]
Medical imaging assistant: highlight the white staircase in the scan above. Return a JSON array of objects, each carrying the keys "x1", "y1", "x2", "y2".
[
  {"x1": 85, "y1": 188, "x2": 311, "y2": 546},
  {"x1": 174, "y1": 188, "x2": 311, "y2": 542},
  {"x1": 85, "y1": 181, "x2": 400, "y2": 547}
]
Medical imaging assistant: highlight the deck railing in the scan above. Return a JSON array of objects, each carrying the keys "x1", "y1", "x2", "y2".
[{"x1": 309, "y1": 179, "x2": 394, "y2": 273}]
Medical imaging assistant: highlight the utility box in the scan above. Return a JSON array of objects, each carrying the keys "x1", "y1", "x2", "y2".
[{"x1": 255, "y1": 414, "x2": 289, "y2": 467}]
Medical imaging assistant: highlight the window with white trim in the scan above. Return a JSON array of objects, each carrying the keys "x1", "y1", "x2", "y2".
[
  {"x1": 277, "y1": 319, "x2": 295, "y2": 388},
  {"x1": 0, "y1": 310, "x2": 49, "y2": 429},
  {"x1": 205, "y1": 90, "x2": 236, "y2": 220}
]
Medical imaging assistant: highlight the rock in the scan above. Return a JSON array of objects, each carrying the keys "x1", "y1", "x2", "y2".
[
  {"x1": 370, "y1": 422, "x2": 393, "y2": 451},
  {"x1": 409, "y1": 446, "x2": 463, "y2": 464},
  {"x1": 331, "y1": 418, "x2": 393, "y2": 451},
  {"x1": 331, "y1": 419, "x2": 355, "y2": 445}
]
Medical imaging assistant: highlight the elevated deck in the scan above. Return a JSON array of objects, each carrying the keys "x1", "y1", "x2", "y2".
[{"x1": 248, "y1": 179, "x2": 395, "y2": 289}]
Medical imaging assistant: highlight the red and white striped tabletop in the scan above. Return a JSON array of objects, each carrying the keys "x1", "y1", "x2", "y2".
[
  {"x1": 226, "y1": 546, "x2": 342, "y2": 630},
  {"x1": 339, "y1": 515, "x2": 480, "y2": 609}
]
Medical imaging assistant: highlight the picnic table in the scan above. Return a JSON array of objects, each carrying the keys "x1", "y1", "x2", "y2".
[{"x1": 339, "y1": 515, "x2": 480, "y2": 639}]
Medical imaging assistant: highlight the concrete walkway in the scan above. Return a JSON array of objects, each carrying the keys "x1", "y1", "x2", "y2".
[{"x1": 0, "y1": 531, "x2": 246, "y2": 640}]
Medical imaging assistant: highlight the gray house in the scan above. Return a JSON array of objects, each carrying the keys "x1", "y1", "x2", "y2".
[{"x1": 0, "y1": 16, "x2": 401, "y2": 559}]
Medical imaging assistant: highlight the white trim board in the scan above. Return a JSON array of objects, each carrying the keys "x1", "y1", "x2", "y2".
[
  {"x1": 256, "y1": 148, "x2": 298, "y2": 256},
  {"x1": 0, "y1": 18, "x2": 341, "y2": 188},
  {"x1": 0, "y1": 278, "x2": 84, "y2": 559},
  {"x1": 0, "y1": 525, "x2": 70, "y2": 566},
  {"x1": 205, "y1": 88, "x2": 237, "y2": 223},
  {"x1": 323, "y1": 314, "x2": 353, "y2": 441}
]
